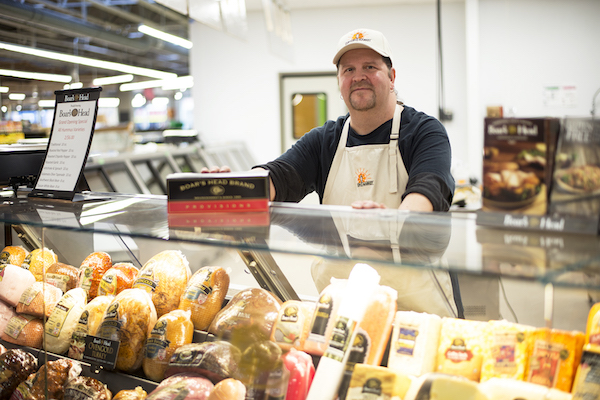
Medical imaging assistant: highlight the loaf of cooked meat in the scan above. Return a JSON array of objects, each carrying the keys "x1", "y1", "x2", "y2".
[
  {"x1": 63, "y1": 375, "x2": 111, "y2": 400},
  {"x1": 0, "y1": 264, "x2": 36, "y2": 307},
  {"x1": 45, "y1": 288, "x2": 88, "y2": 355},
  {"x1": 207, "y1": 378, "x2": 246, "y2": 400},
  {"x1": 165, "y1": 341, "x2": 242, "y2": 384},
  {"x1": 16, "y1": 281, "x2": 63, "y2": 318},
  {"x1": 1, "y1": 314, "x2": 44, "y2": 349},
  {"x1": 147, "y1": 373, "x2": 213, "y2": 400},
  {"x1": 11, "y1": 358, "x2": 82, "y2": 400},
  {"x1": 77, "y1": 251, "x2": 113, "y2": 302},
  {"x1": 46, "y1": 262, "x2": 79, "y2": 293},
  {"x1": 0, "y1": 348, "x2": 38, "y2": 400},
  {"x1": 97, "y1": 262, "x2": 139, "y2": 297},
  {"x1": 112, "y1": 386, "x2": 147, "y2": 400},
  {"x1": 22, "y1": 247, "x2": 58, "y2": 282},
  {"x1": 0, "y1": 246, "x2": 29, "y2": 267},
  {"x1": 67, "y1": 295, "x2": 114, "y2": 360}
]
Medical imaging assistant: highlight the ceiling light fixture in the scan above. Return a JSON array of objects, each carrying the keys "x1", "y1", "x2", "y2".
[
  {"x1": 8, "y1": 93, "x2": 26, "y2": 101},
  {"x1": 64, "y1": 82, "x2": 84, "y2": 90},
  {"x1": 138, "y1": 24, "x2": 193, "y2": 49},
  {"x1": 0, "y1": 41, "x2": 177, "y2": 80},
  {"x1": 93, "y1": 74, "x2": 134, "y2": 86},
  {"x1": 0, "y1": 68, "x2": 72, "y2": 83},
  {"x1": 98, "y1": 98, "x2": 121, "y2": 108},
  {"x1": 119, "y1": 75, "x2": 193, "y2": 92},
  {"x1": 38, "y1": 100, "x2": 56, "y2": 108},
  {"x1": 0, "y1": 87, "x2": 8, "y2": 93}
]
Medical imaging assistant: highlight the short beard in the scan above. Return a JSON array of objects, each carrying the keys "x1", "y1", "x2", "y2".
[{"x1": 349, "y1": 90, "x2": 376, "y2": 111}]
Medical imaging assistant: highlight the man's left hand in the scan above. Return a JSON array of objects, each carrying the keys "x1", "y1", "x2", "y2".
[{"x1": 351, "y1": 200, "x2": 387, "y2": 209}]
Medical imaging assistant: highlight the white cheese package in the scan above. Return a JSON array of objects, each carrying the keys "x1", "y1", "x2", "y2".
[
  {"x1": 479, "y1": 377, "x2": 573, "y2": 400},
  {"x1": 0, "y1": 300, "x2": 16, "y2": 333},
  {"x1": 388, "y1": 311, "x2": 442, "y2": 376},
  {"x1": 404, "y1": 372, "x2": 488, "y2": 400},
  {"x1": 44, "y1": 287, "x2": 88, "y2": 354},
  {"x1": 0, "y1": 264, "x2": 36, "y2": 307}
]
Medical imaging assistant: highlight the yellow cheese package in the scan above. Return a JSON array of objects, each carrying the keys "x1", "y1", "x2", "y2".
[
  {"x1": 388, "y1": 311, "x2": 442, "y2": 377},
  {"x1": 436, "y1": 318, "x2": 487, "y2": 382},
  {"x1": 584, "y1": 301, "x2": 600, "y2": 353},
  {"x1": 480, "y1": 319, "x2": 536, "y2": 382},
  {"x1": 346, "y1": 364, "x2": 412, "y2": 400},
  {"x1": 525, "y1": 327, "x2": 584, "y2": 392}
]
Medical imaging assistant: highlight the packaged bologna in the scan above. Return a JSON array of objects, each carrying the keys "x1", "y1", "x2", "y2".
[
  {"x1": 96, "y1": 288, "x2": 157, "y2": 373},
  {"x1": 0, "y1": 264, "x2": 36, "y2": 307},
  {"x1": 436, "y1": 318, "x2": 487, "y2": 382},
  {"x1": 133, "y1": 250, "x2": 191, "y2": 318},
  {"x1": 270, "y1": 300, "x2": 314, "y2": 352},
  {"x1": 143, "y1": 309, "x2": 194, "y2": 382},
  {"x1": 68, "y1": 295, "x2": 114, "y2": 360},
  {"x1": 178, "y1": 266, "x2": 230, "y2": 331},
  {"x1": 44, "y1": 287, "x2": 88, "y2": 355},
  {"x1": 16, "y1": 281, "x2": 63, "y2": 318},
  {"x1": 97, "y1": 262, "x2": 139, "y2": 297},
  {"x1": 78, "y1": 251, "x2": 113, "y2": 302},
  {"x1": 22, "y1": 247, "x2": 58, "y2": 282}
]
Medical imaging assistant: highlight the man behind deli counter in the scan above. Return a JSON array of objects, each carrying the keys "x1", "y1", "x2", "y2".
[{"x1": 204, "y1": 28, "x2": 455, "y2": 213}]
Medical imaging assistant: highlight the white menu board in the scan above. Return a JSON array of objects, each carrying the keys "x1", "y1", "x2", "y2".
[{"x1": 30, "y1": 87, "x2": 101, "y2": 200}]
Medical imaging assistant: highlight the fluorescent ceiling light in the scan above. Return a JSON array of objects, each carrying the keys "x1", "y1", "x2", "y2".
[
  {"x1": 0, "y1": 68, "x2": 72, "y2": 83},
  {"x1": 131, "y1": 93, "x2": 146, "y2": 108},
  {"x1": 120, "y1": 75, "x2": 193, "y2": 92},
  {"x1": 138, "y1": 24, "x2": 193, "y2": 49},
  {"x1": 152, "y1": 97, "x2": 170, "y2": 106},
  {"x1": 0, "y1": 41, "x2": 176, "y2": 80},
  {"x1": 98, "y1": 98, "x2": 120, "y2": 108},
  {"x1": 0, "y1": 87, "x2": 8, "y2": 93},
  {"x1": 64, "y1": 82, "x2": 84, "y2": 90},
  {"x1": 93, "y1": 74, "x2": 134, "y2": 86},
  {"x1": 8, "y1": 93, "x2": 26, "y2": 101},
  {"x1": 38, "y1": 100, "x2": 56, "y2": 108}
]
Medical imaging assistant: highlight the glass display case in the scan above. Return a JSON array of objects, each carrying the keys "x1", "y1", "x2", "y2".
[{"x1": 1, "y1": 190, "x2": 599, "y2": 396}]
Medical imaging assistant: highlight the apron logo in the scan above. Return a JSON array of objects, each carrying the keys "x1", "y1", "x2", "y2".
[{"x1": 356, "y1": 168, "x2": 374, "y2": 188}]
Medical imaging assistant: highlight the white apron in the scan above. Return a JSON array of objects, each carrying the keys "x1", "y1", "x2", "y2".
[{"x1": 312, "y1": 104, "x2": 459, "y2": 317}]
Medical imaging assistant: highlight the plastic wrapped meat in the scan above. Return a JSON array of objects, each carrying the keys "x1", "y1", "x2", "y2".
[
  {"x1": 147, "y1": 373, "x2": 213, "y2": 400},
  {"x1": 0, "y1": 349, "x2": 38, "y2": 400},
  {"x1": 63, "y1": 376, "x2": 111, "y2": 400},
  {"x1": 10, "y1": 358, "x2": 82, "y2": 400},
  {"x1": 0, "y1": 264, "x2": 36, "y2": 307},
  {"x1": 0, "y1": 300, "x2": 16, "y2": 334},
  {"x1": 165, "y1": 341, "x2": 242, "y2": 384}
]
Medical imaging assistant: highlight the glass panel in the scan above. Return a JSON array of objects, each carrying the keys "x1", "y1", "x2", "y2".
[{"x1": 292, "y1": 93, "x2": 327, "y2": 139}]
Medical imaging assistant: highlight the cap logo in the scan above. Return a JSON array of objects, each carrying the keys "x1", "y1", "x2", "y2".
[{"x1": 346, "y1": 30, "x2": 370, "y2": 46}]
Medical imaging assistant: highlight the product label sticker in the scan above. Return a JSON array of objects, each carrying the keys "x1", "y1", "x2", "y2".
[
  {"x1": 527, "y1": 340, "x2": 564, "y2": 387},
  {"x1": 396, "y1": 326, "x2": 419, "y2": 356}
]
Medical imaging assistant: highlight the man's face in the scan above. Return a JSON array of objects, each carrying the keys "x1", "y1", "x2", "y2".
[{"x1": 337, "y1": 48, "x2": 395, "y2": 112}]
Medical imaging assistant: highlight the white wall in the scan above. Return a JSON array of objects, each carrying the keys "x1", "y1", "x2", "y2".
[{"x1": 190, "y1": 0, "x2": 600, "y2": 181}]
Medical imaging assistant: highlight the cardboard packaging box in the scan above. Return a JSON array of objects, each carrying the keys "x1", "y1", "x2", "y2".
[
  {"x1": 482, "y1": 118, "x2": 559, "y2": 216},
  {"x1": 167, "y1": 170, "x2": 270, "y2": 213},
  {"x1": 549, "y1": 117, "x2": 600, "y2": 229}
]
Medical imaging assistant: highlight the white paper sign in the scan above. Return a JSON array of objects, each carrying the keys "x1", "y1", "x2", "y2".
[{"x1": 36, "y1": 100, "x2": 96, "y2": 191}]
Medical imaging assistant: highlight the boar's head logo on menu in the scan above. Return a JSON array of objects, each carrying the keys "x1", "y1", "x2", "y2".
[{"x1": 72, "y1": 109, "x2": 78, "y2": 117}]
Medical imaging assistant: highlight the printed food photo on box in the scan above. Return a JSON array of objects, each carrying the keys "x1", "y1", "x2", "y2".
[{"x1": 482, "y1": 118, "x2": 559, "y2": 215}]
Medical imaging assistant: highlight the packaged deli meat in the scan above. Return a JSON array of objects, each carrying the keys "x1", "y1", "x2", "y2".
[
  {"x1": 143, "y1": 309, "x2": 194, "y2": 382},
  {"x1": 146, "y1": 373, "x2": 213, "y2": 400},
  {"x1": 304, "y1": 278, "x2": 346, "y2": 356},
  {"x1": 77, "y1": 251, "x2": 113, "y2": 302},
  {"x1": 112, "y1": 386, "x2": 147, "y2": 400},
  {"x1": 178, "y1": 266, "x2": 230, "y2": 331},
  {"x1": 22, "y1": 247, "x2": 58, "y2": 282},
  {"x1": 96, "y1": 288, "x2": 157, "y2": 373},
  {"x1": 46, "y1": 262, "x2": 79, "y2": 293},
  {"x1": 208, "y1": 288, "x2": 282, "y2": 351},
  {"x1": 97, "y1": 262, "x2": 139, "y2": 297},
  {"x1": 16, "y1": 281, "x2": 63, "y2": 318},
  {"x1": 10, "y1": 358, "x2": 82, "y2": 400},
  {"x1": 165, "y1": 341, "x2": 242, "y2": 384},
  {"x1": 133, "y1": 250, "x2": 191, "y2": 318},
  {"x1": 270, "y1": 300, "x2": 314, "y2": 352},
  {"x1": 0, "y1": 300, "x2": 16, "y2": 334},
  {"x1": 0, "y1": 349, "x2": 38, "y2": 400},
  {"x1": 207, "y1": 378, "x2": 246, "y2": 400},
  {"x1": 68, "y1": 295, "x2": 114, "y2": 360},
  {"x1": 0, "y1": 246, "x2": 29, "y2": 267},
  {"x1": 1, "y1": 314, "x2": 44, "y2": 348},
  {"x1": 45, "y1": 287, "x2": 88, "y2": 355},
  {"x1": 63, "y1": 376, "x2": 111, "y2": 400},
  {"x1": 0, "y1": 264, "x2": 36, "y2": 307}
]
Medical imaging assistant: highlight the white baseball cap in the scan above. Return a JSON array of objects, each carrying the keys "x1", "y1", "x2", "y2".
[{"x1": 332, "y1": 28, "x2": 393, "y2": 65}]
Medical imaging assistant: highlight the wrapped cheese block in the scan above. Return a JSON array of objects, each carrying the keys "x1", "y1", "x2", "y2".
[
  {"x1": 1, "y1": 314, "x2": 44, "y2": 348},
  {"x1": 96, "y1": 288, "x2": 157, "y2": 373},
  {"x1": 304, "y1": 278, "x2": 346, "y2": 356},
  {"x1": 480, "y1": 377, "x2": 573, "y2": 400},
  {"x1": 208, "y1": 288, "x2": 282, "y2": 351},
  {"x1": 0, "y1": 264, "x2": 36, "y2": 307},
  {"x1": 10, "y1": 358, "x2": 82, "y2": 400},
  {"x1": 46, "y1": 262, "x2": 79, "y2": 293},
  {"x1": 0, "y1": 246, "x2": 29, "y2": 267},
  {"x1": 270, "y1": 300, "x2": 314, "y2": 351},
  {"x1": 16, "y1": 281, "x2": 63, "y2": 318},
  {"x1": 45, "y1": 287, "x2": 88, "y2": 355},
  {"x1": 0, "y1": 349, "x2": 38, "y2": 400},
  {"x1": 207, "y1": 378, "x2": 246, "y2": 400},
  {"x1": 143, "y1": 309, "x2": 194, "y2": 382},
  {"x1": 404, "y1": 373, "x2": 488, "y2": 400},
  {"x1": 388, "y1": 311, "x2": 442, "y2": 377},
  {"x1": 345, "y1": 364, "x2": 413, "y2": 400},
  {"x1": 22, "y1": 247, "x2": 58, "y2": 282},
  {"x1": 112, "y1": 386, "x2": 147, "y2": 400},
  {"x1": 146, "y1": 373, "x2": 213, "y2": 400},
  {"x1": 525, "y1": 327, "x2": 584, "y2": 392},
  {"x1": 133, "y1": 250, "x2": 191, "y2": 318},
  {"x1": 68, "y1": 295, "x2": 114, "y2": 360},
  {"x1": 480, "y1": 320, "x2": 536, "y2": 382},
  {"x1": 165, "y1": 341, "x2": 242, "y2": 384},
  {"x1": 77, "y1": 251, "x2": 112, "y2": 302},
  {"x1": 97, "y1": 262, "x2": 139, "y2": 297},
  {"x1": 436, "y1": 318, "x2": 487, "y2": 382},
  {"x1": 0, "y1": 300, "x2": 16, "y2": 334},
  {"x1": 63, "y1": 376, "x2": 112, "y2": 400},
  {"x1": 178, "y1": 266, "x2": 230, "y2": 331}
]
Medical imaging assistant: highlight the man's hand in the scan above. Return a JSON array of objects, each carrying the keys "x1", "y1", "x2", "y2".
[
  {"x1": 351, "y1": 200, "x2": 387, "y2": 209},
  {"x1": 200, "y1": 165, "x2": 232, "y2": 173}
]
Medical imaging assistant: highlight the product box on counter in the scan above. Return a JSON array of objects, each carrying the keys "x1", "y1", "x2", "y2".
[
  {"x1": 167, "y1": 170, "x2": 270, "y2": 213},
  {"x1": 548, "y1": 117, "x2": 600, "y2": 229},
  {"x1": 482, "y1": 117, "x2": 560, "y2": 216}
]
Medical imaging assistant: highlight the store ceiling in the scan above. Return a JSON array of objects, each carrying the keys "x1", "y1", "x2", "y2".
[{"x1": 0, "y1": 0, "x2": 431, "y2": 106}]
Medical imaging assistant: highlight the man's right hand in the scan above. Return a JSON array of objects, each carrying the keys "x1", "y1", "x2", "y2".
[{"x1": 200, "y1": 166, "x2": 232, "y2": 173}]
